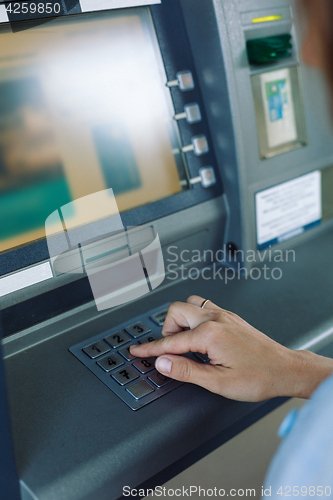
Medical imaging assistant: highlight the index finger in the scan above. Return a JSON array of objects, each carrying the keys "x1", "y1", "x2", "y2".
[{"x1": 130, "y1": 322, "x2": 213, "y2": 358}]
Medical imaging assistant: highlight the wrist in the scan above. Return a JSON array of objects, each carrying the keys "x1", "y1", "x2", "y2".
[{"x1": 286, "y1": 350, "x2": 333, "y2": 399}]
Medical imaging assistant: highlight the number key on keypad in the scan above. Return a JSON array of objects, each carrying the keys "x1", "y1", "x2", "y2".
[
  {"x1": 133, "y1": 357, "x2": 155, "y2": 374},
  {"x1": 105, "y1": 331, "x2": 131, "y2": 348},
  {"x1": 125, "y1": 322, "x2": 150, "y2": 338},
  {"x1": 83, "y1": 341, "x2": 110, "y2": 359},
  {"x1": 141, "y1": 333, "x2": 161, "y2": 343},
  {"x1": 148, "y1": 371, "x2": 172, "y2": 388},
  {"x1": 112, "y1": 366, "x2": 139, "y2": 385},
  {"x1": 126, "y1": 380, "x2": 154, "y2": 400},
  {"x1": 119, "y1": 343, "x2": 140, "y2": 361},
  {"x1": 97, "y1": 353, "x2": 124, "y2": 372},
  {"x1": 150, "y1": 309, "x2": 168, "y2": 326}
]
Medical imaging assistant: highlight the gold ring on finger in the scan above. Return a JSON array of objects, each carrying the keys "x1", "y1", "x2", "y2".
[{"x1": 201, "y1": 299, "x2": 211, "y2": 309}]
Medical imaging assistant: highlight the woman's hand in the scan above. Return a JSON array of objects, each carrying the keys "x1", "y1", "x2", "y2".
[{"x1": 130, "y1": 296, "x2": 333, "y2": 402}]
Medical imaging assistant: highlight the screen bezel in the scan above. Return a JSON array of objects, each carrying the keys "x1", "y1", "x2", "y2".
[
  {"x1": 0, "y1": 0, "x2": 222, "y2": 277},
  {"x1": 0, "y1": 0, "x2": 223, "y2": 336}
]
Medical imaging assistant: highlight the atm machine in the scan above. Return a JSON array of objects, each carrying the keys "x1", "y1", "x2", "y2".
[{"x1": 1, "y1": 0, "x2": 333, "y2": 498}]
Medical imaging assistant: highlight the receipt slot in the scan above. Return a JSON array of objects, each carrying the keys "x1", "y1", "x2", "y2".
[{"x1": 45, "y1": 189, "x2": 165, "y2": 310}]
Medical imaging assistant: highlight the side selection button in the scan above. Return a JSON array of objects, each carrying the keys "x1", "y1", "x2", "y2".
[
  {"x1": 166, "y1": 71, "x2": 195, "y2": 92},
  {"x1": 177, "y1": 71, "x2": 195, "y2": 91},
  {"x1": 184, "y1": 103, "x2": 202, "y2": 124},
  {"x1": 199, "y1": 167, "x2": 216, "y2": 188},
  {"x1": 192, "y1": 135, "x2": 209, "y2": 156}
]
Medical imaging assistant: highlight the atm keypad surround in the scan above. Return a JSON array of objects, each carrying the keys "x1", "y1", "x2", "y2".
[{"x1": 70, "y1": 303, "x2": 207, "y2": 410}]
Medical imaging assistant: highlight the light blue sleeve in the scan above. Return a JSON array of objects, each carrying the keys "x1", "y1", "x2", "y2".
[{"x1": 263, "y1": 372, "x2": 333, "y2": 499}]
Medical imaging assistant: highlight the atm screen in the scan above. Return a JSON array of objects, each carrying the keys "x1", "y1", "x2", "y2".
[{"x1": 0, "y1": 7, "x2": 189, "y2": 253}]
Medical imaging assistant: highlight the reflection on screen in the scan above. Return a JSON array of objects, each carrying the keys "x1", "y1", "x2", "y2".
[{"x1": 0, "y1": 8, "x2": 188, "y2": 253}]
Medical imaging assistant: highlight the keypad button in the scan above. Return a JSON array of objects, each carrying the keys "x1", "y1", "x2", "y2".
[
  {"x1": 150, "y1": 310, "x2": 168, "y2": 326},
  {"x1": 133, "y1": 357, "x2": 156, "y2": 374},
  {"x1": 112, "y1": 366, "x2": 139, "y2": 386},
  {"x1": 184, "y1": 103, "x2": 202, "y2": 124},
  {"x1": 119, "y1": 343, "x2": 140, "y2": 361},
  {"x1": 105, "y1": 331, "x2": 131, "y2": 348},
  {"x1": 125, "y1": 322, "x2": 151, "y2": 338},
  {"x1": 141, "y1": 334, "x2": 161, "y2": 343},
  {"x1": 192, "y1": 135, "x2": 209, "y2": 156},
  {"x1": 148, "y1": 371, "x2": 172, "y2": 388},
  {"x1": 176, "y1": 70, "x2": 195, "y2": 91},
  {"x1": 126, "y1": 380, "x2": 154, "y2": 400},
  {"x1": 83, "y1": 341, "x2": 110, "y2": 359},
  {"x1": 199, "y1": 167, "x2": 216, "y2": 188},
  {"x1": 194, "y1": 352, "x2": 210, "y2": 363},
  {"x1": 97, "y1": 353, "x2": 124, "y2": 372}
]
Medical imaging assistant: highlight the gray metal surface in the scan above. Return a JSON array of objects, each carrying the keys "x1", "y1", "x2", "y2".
[
  {"x1": 3, "y1": 228, "x2": 333, "y2": 500},
  {"x1": 0, "y1": 329, "x2": 21, "y2": 500}
]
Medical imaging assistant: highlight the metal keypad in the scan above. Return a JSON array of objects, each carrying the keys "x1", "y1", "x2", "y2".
[{"x1": 69, "y1": 303, "x2": 207, "y2": 410}]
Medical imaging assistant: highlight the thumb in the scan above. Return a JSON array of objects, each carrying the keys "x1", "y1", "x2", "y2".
[{"x1": 155, "y1": 354, "x2": 212, "y2": 386}]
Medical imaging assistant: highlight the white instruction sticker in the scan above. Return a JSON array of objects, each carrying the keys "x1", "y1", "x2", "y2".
[
  {"x1": 80, "y1": 0, "x2": 160, "y2": 12},
  {"x1": 261, "y1": 68, "x2": 297, "y2": 148},
  {"x1": 0, "y1": 262, "x2": 53, "y2": 298},
  {"x1": 0, "y1": 4, "x2": 9, "y2": 23},
  {"x1": 256, "y1": 171, "x2": 322, "y2": 250}
]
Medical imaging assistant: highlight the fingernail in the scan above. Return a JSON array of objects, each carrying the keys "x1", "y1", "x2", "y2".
[
  {"x1": 129, "y1": 345, "x2": 139, "y2": 353},
  {"x1": 156, "y1": 356, "x2": 172, "y2": 374}
]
